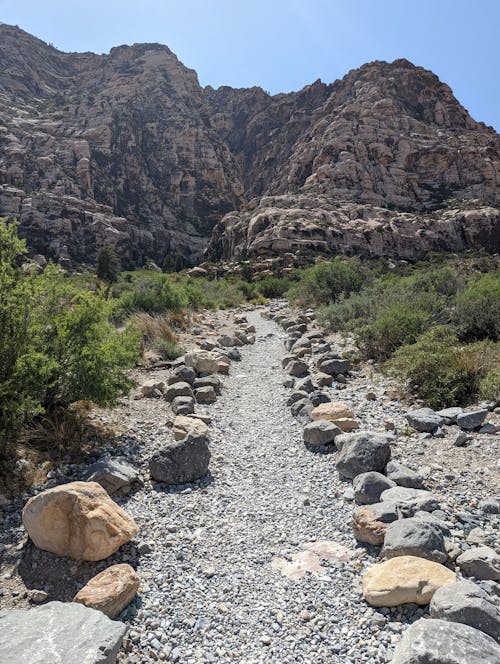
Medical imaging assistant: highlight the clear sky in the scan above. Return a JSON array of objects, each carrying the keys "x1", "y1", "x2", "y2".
[{"x1": 1, "y1": 0, "x2": 499, "y2": 130}]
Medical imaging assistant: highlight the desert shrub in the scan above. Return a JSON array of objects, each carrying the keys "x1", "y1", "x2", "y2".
[
  {"x1": 479, "y1": 368, "x2": 500, "y2": 401},
  {"x1": 118, "y1": 274, "x2": 188, "y2": 314},
  {"x1": 386, "y1": 326, "x2": 498, "y2": 408},
  {"x1": 154, "y1": 339, "x2": 184, "y2": 360},
  {"x1": 454, "y1": 272, "x2": 500, "y2": 341},
  {"x1": 131, "y1": 312, "x2": 177, "y2": 346},
  {"x1": 96, "y1": 246, "x2": 120, "y2": 297},
  {"x1": 0, "y1": 220, "x2": 138, "y2": 446},
  {"x1": 289, "y1": 257, "x2": 364, "y2": 305},
  {"x1": 318, "y1": 290, "x2": 376, "y2": 332},
  {"x1": 256, "y1": 275, "x2": 292, "y2": 299},
  {"x1": 356, "y1": 303, "x2": 431, "y2": 360}
]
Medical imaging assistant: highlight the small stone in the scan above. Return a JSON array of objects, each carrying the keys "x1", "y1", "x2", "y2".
[
  {"x1": 456, "y1": 409, "x2": 488, "y2": 430},
  {"x1": 457, "y1": 546, "x2": 500, "y2": 581}
]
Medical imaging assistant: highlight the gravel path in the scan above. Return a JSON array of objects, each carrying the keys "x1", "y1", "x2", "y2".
[{"x1": 120, "y1": 310, "x2": 394, "y2": 663}]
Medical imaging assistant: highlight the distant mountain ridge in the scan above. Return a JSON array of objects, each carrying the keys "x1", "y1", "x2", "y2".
[{"x1": 0, "y1": 24, "x2": 499, "y2": 267}]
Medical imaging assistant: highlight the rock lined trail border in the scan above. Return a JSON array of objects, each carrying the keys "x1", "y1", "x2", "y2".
[{"x1": 120, "y1": 310, "x2": 390, "y2": 663}]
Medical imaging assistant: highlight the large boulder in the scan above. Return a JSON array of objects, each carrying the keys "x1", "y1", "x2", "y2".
[
  {"x1": 381, "y1": 517, "x2": 448, "y2": 563},
  {"x1": 456, "y1": 409, "x2": 489, "y2": 430},
  {"x1": 311, "y1": 401, "x2": 353, "y2": 422},
  {"x1": 385, "y1": 461, "x2": 425, "y2": 489},
  {"x1": 22, "y1": 482, "x2": 138, "y2": 561},
  {"x1": 352, "y1": 501, "x2": 401, "y2": 545},
  {"x1": 164, "y1": 381, "x2": 194, "y2": 402},
  {"x1": 286, "y1": 359, "x2": 309, "y2": 377},
  {"x1": 74, "y1": 564, "x2": 140, "y2": 619},
  {"x1": 316, "y1": 357, "x2": 350, "y2": 376},
  {"x1": 457, "y1": 546, "x2": 500, "y2": 581},
  {"x1": 362, "y1": 556, "x2": 456, "y2": 606},
  {"x1": 149, "y1": 434, "x2": 210, "y2": 485},
  {"x1": 184, "y1": 350, "x2": 222, "y2": 375},
  {"x1": 391, "y1": 618, "x2": 500, "y2": 664},
  {"x1": 335, "y1": 432, "x2": 391, "y2": 479},
  {"x1": 303, "y1": 420, "x2": 341, "y2": 446},
  {"x1": 353, "y1": 472, "x2": 396, "y2": 504},
  {"x1": 0, "y1": 601, "x2": 126, "y2": 663},
  {"x1": 380, "y1": 486, "x2": 440, "y2": 514},
  {"x1": 172, "y1": 415, "x2": 208, "y2": 440},
  {"x1": 84, "y1": 459, "x2": 140, "y2": 496},
  {"x1": 429, "y1": 580, "x2": 500, "y2": 642},
  {"x1": 406, "y1": 408, "x2": 444, "y2": 433}
]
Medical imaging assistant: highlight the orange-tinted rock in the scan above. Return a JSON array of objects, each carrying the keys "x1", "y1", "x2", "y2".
[{"x1": 74, "y1": 564, "x2": 140, "y2": 618}]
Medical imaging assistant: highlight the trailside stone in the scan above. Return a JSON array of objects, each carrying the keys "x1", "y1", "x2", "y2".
[
  {"x1": 286, "y1": 360, "x2": 309, "y2": 377},
  {"x1": 74, "y1": 564, "x2": 140, "y2": 618},
  {"x1": 140, "y1": 380, "x2": 165, "y2": 397},
  {"x1": 352, "y1": 502, "x2": 401, "y2": 545},
  {"x1": 436, "y1": 407, "x2": 463, "y2": 424},
  {"x1": 195, "y1": 386, "x2": 217, "y2": 403},
  {"x1": 381, "y1": 517, "x2": 448, "y2": 563},
  {"x1": 193, "y1": 375, "x2": 222, "y2": 393},
  {"x1": 164, "y1": 381, "x2": 194, "y2": 402},
  {"x1": 311, "y1": 401, "x2": 353, "y2": 422},
  {"x1": 353, "y1": 472, "x2": 396, "y2": 505},
  {"x1": 172, "y1": 415, "x2": 208, "y2": 440},
  {"x1": 335, "y1": 432, "x2": 391, "y2": 479},
  {"x1": 168, "y1": 365, "x2": 196, "y2": 386},
  {"x1": 184, "y1": 349, "x2": 222, "y2": 374},
  {"x1": 391, "y1": 618, "x2": 500, "y2": 664},
  {"x1": 314, "y1": 372, "x2": 333, "y2": 387},
  {"x1": 303, "y1": 420, "x2": 341, "y2": 446},
  {"x1": 429, "y1": 580, "x2": 500, "y2": 642},
  {"x1": 385, "y1": 461, "x2": 425, "y2": 489},
  {"x1": 380, "y1": 486, "x2": 440, "y2": 514},
  {"x1": 457, "y1": 546, "x2": 500, "y2": 581},
  {"x1": 171, "y1": 396, "x2": 195, "y2": 415},
  {"x1": 149, "y1": 434, "x2": 211, "y2": 485},
  {"x1": 456, "y1": 409, "x2": 489, "y2": 430},
  {"x1": 316, "y1": 357, "x2": 350, "y2": 376},
  {"x1": 84, "y1": 459, "x2": 140, "y2": 496},
  {"x1": 0, "y1": 601, "x2": 126, "y2": 663},
  {"x1": 287, "y1": 390, "x2": 309, "y2": 407},
  {"x1": 333, "y1": 417, "x2": 360, "y2": 432},
  {"x1": 309, "y1": 391, "x2": 331, "y2": 407},
  {"x1": 362, "y1": 556, "x2": 456, "y2": 607},
  {"x1": 22, "y1": 482, "x2": 138, "y2": 561},
  {"x1": 406, "y1": 408, "x2": 444, "y2": 433}
]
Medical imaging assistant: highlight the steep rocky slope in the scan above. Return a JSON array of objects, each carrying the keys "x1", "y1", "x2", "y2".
[{"x1": 1, "y1": 24, "x2": 499, "y2": 266}]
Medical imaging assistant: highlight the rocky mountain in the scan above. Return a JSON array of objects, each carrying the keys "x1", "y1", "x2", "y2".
[{"x1": 1, "y1": 24, "x2": 499, "y2": 267}]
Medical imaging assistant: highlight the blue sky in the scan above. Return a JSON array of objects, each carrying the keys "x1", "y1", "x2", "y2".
[{"x1": 1, "y1": 0, "x2": 499, "y2": 130}]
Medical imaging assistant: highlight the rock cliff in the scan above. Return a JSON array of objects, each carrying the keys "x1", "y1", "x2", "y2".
[{"x1": 1, "y1": 25, "x2": 499, "y2": 266}]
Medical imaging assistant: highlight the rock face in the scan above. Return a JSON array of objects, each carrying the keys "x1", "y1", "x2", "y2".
[
  {"x1": 391, "y1": 618, "x2": 500, "y2": 664},
  {"x1": 0, "y1": 601, "x2": 127, "y2": 663},
  {"x1": 1, "y1": 25, "x2": 500, "y2": 267},
  {"x1": 22, "y1": 481, "x2": 138, "y2": 561},
  {"x1": 74, "y1": 564, "x2": 140, "y2": 618}
]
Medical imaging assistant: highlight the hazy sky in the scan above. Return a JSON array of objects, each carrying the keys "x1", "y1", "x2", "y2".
[{"x1": 1, "y1": 0, "x2": 499, "y2": 130}]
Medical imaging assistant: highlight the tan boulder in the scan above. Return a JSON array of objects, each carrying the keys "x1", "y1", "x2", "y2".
[
  {"x1": 140, "y1": 380, "x2": 165, "y2": 397},
  {"x1": 184, "y1": 350, "x2": 221, "y2": 374},
  {"x1": 217, "y1": 360, "x2": 230, "y2": 374},
  {"x1": 311, "y1": 402, "x2": 357, "y2": 432},
  {"x1": 363, "y1": 556, "x2": 456, "y2": 607},
  {"x1": 74, "y1": 563, "x2": 140, "y2": 618},
  {"x1": 334, "y1": 417, "x2": 360, "y2": 432},
  {"x1": 173, "y1": 415, "x2": 208, "y2": 440},
  {"x1": 352, "y1": 505, "x2": 394, "y2": 545},
  {"x1": 22, "y1": 481, "x2": 138, "y2": 561}
]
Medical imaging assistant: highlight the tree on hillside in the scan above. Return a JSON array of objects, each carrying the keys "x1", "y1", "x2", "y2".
[{"x1": 96, "y1": 246, "x2": 120, "y2": 298}]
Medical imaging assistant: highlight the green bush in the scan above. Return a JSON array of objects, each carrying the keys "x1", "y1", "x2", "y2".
[
  {"x1": 454, "y1": 272, "x2": 500, "y2": 341},
  {"x1": 117, "y1": 274, "x2": 188, "y2": 314},
  {"x1": 256, "y1": 275, "x2": 292, "y2": 299},
  {"x1": 154, "y1": 339, "x2": 184, "y2": 360},
  {"x1": 387, "y1": 326, "x2": 488, "y2": 408},
  {"x1": 0, "y1": 220, "x2": 138, "y2": 447},
  {"x1": 289, "y1": 257, "x2": 364, "y2": 305},
  {"x1": 479, "y1": 368, "x2": 500, "y2": 401}
]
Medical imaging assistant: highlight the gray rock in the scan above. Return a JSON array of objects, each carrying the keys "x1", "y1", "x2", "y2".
[
  {"x1": 296, "y1": 404, "x2": 314, "y2": 424},
  {"x1": 480, "y1": 498, "x2": 500, "y2": 514},
  {"x1": 453, "y1": 431, "x2": 472, "y2": 447},
  {"x1": 290, "y1": 398, "x2": 311, "y2": 417},
  {"x1": 225, "y1": 348, "x2": 242, "y2": 361},
  {"x1": 335, "y1": 432, "x2": 391, "y2": 479},
  {"x1": 406, "y1": 408, "x2": 444, "y2": 433},
  {"x1": 287, "y1": 390, "x2": 309, "y2": 406},
  {"x1": 412, "y1": 511, "x2": 451, "y2": 537},
  {"x1": 193, "y1": 375, "x2": 222, "y2": 394},
  {"x1": 195, "y1": 386, "x2": 217, "y2": 404},
  {"x1": 308, "y1": 390, "x2": 331, "y2": 407},
  {"x1": 436, "y1": 407, "x2": 463, "y2": 424},
  {"x1": 0, "y1": 601, "x2": 126, "y2": 663},
  {"x1": 171, "y1": 396, "x2": 195, "y2": 415},
  {"x1": 303, "y1": 420, "x2": 341, "y2": 446},
  {"x1": 381, "y1": 517, "x2": 448, "y2": 563},
  {"x1": 149, "y1": 434, "x2": 211, "y2": 485},
  {"x1": 164, "y1": 381, "x2": 194, "y2": 402},
  {"x1": 430, "y1": 581, "x2": 500, "y2": 643},
  {"x1": 314, "y1": 372, "x2": 333, "y2": 387},
  {"x1": 391, "y1": 618, "x2": 500, "y2": 664},
  {"x1": 168, "y1": 365, "x2": 196, "y2": 386},
  {"x1": 281, "y1": 355, "x2": 295, "y2": 369},
  {"x1": 479, "y1": 422, "x2": 498, "y2": 434},
  {"x1": 385, "y1": 461, "x2": 425, "y2": 489},
  {"x1": 84, "y1": 458, "x2": 140, "y2": 496},
  {"x1": 457, "y1": 546, "x2": 500, "y2": 581},
  {"x1": 380, "y1": 486, "x2": 440, "y2": 514},
  {"x1": 286, "y1": 360, "x2": 309, "y2": 377},
  {"x1": 316, "y1": 357, "x2": 350, "y2": 376},
  {"x1": 352, "y1": 472, "x2": 396, "y2": 504},
  {"x1": 296, "y1": 377, "x2": 315, "y2": 393},
  {"x1": 456, "y1": 409, "x2": 489, "y2": 430},
  {"x1": 282, "y1": 377, "x2": 295, "y2": 388}
]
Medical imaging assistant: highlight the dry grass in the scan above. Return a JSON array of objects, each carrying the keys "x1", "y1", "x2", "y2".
[{"x1": 130, "y1": 312, "x2": 188, "y2": 360}]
